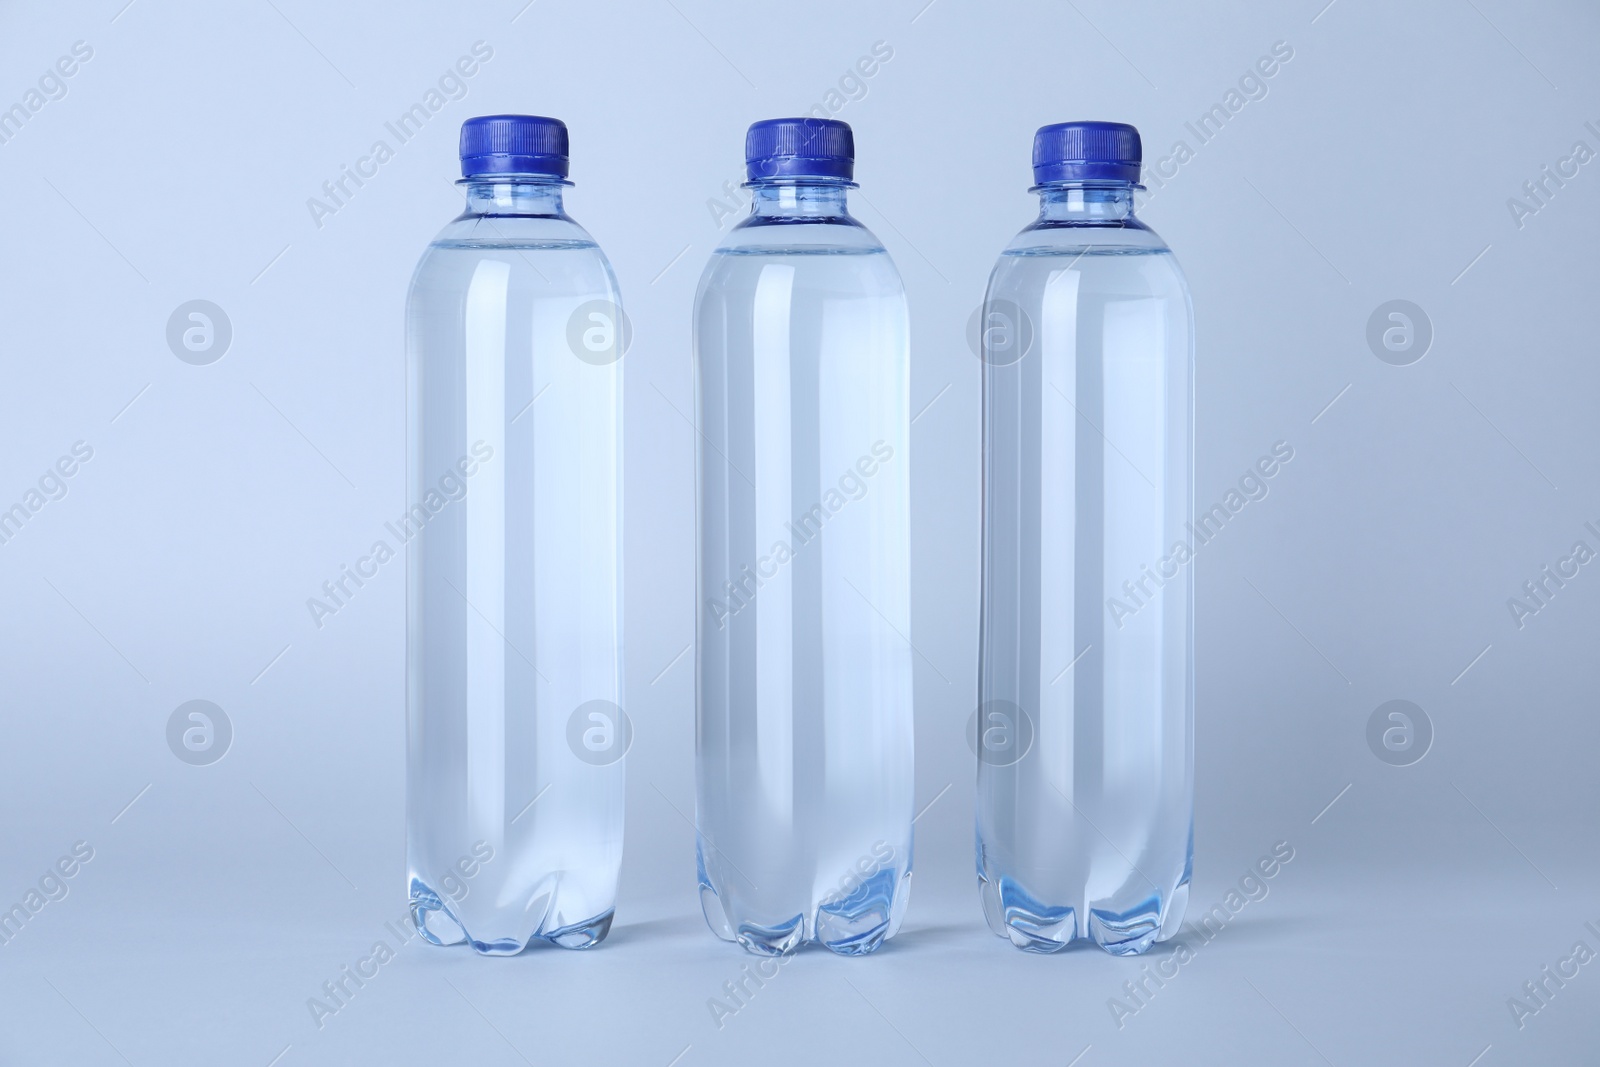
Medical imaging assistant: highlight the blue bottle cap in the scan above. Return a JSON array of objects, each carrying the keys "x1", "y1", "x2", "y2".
[
  {"x1": 745, "y1": 117, "x2": 854, "y2": 182},
  {"x1": 459, "y1": 115, "x2": 569, "y2": 179},
  {"x1": 1032, "y1": 121, "x2": 1141, "y2": 184}
]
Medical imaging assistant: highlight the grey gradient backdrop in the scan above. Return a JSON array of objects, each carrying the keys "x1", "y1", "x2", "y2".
[{"x1": 1, "y1": 0, "x2": 1597, "y2": 1064}]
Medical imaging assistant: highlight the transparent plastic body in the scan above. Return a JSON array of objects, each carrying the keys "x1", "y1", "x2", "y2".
[
  {"x1": 405, "y1": 177, "x2": 624, "y2": 954},
  {"x1": 693, "y1": 179, "x2": 914, "y2": 955},
  {"x1": 977, "y1": 181, "x2": 1194, "y2": 954}
]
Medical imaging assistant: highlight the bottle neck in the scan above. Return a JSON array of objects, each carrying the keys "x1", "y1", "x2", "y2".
[
  {"x1": 462, "y1": 177, "x2": 566, "y2": 217},
  {"x1": 747, "y1": 180, "x2": 852, "y2": 219},
  {"x1": 1036, "y1": 182, "x2": 1136, "y2": 223}
]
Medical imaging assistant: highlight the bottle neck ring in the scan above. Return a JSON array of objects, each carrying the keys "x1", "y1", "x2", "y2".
[
  {"x1": 1034, "y1": 181, "x2": 1137, "y2": 222},
  {"x1": 745, "y1": 179, "x2": 853, "y2": 219},
  {"x1": 461, "y1": 176, "x2": 567, "y2": 217}
]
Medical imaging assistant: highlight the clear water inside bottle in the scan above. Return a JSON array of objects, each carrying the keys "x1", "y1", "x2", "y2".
[
  {"x1": 978, "y1": 209, "x2": 1194, "y2": 955},
  {"x1": 694, "y1": 197, "x2": 914, "y2": 956},
  {"x1": 406, "y1": 195, "x2": 625, "y2": 955}
]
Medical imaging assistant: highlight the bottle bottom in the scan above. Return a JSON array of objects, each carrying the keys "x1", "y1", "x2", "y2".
[
  {"x1": 976, "y1": 869, "x2": 1190, "y2": 956},
  {"x1": 409, "y1": 877, "x2": 615, "y2": 955},
  {"x1": 698, "y1": 848, "x2": 913, "y2": 957}
]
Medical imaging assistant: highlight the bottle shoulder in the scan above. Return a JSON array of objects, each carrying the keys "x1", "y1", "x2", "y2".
[
  {"x1": 703, "y1": 215, "x2": 900, "y2": 287},
  {"x1": 408, "y1": 212, "x2": 620, "y2": 301},
  {"x1": 987, "y1": 216, "x2": 1191, "y2": 306},
  {"x1": 1002, "y1": 215, "x2": 1173, "y2": 257},
  {"x1": 425, "y1": 211, "x2": 600, "y2": 251},
  {"x1": 713, "y1": 213, "x2": 888, "y2": 256},
  {"x1": 695, "y1": 230, "x2": 906, "y2": 308}
]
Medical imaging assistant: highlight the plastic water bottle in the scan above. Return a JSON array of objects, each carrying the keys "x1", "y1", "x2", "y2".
[
  {"x1": 693, "y1": 118, "x2": 914, "y2": 956},
  {"x1": 405, "y1": 115, "x2": 626, "y2": 954},
  {"x1": 976, "y1": 122, "x2": 1194, "y2": 955}
]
